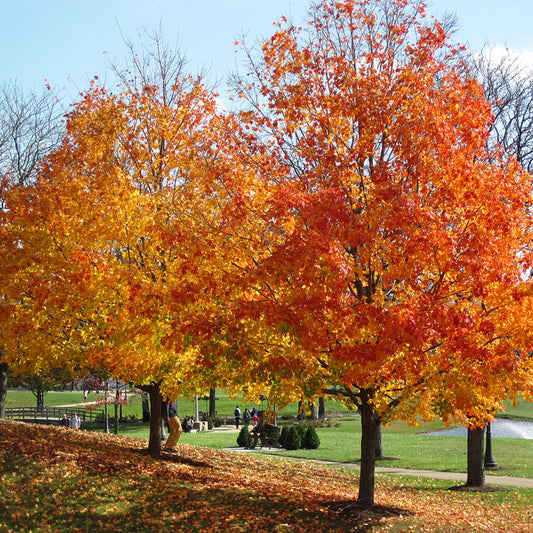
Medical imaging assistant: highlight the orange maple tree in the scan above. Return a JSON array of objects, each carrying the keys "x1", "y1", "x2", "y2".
[{"x1": 225, "y1": 0, "x2": 533, "y2": 507}]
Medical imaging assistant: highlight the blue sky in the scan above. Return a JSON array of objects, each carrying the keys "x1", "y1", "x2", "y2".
[{"x1": 2, "y1": 0, "x2": 532, "y2": 99}]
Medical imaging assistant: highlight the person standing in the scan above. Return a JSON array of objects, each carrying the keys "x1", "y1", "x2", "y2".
[
  {"x1": 162, "y1": 398, "x2": 182, "y2": 452},
  {"x1": 234, "y1": 406, "x2": 241, "y2": 429},
  {"x1": 70, "y1": 413, "x2": 80, "y2": 430},
  {"x1": 59, "y1": 414, "x2": 70, "y2": 428},
  {"x1": 243, "y1": 408, "x2": 251, "y2": 426}
]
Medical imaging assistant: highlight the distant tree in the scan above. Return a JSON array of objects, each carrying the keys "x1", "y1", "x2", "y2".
[
  {"x1": 473, "y1": 47, "x2": 533, "y2": 172},
  {"x1": 0, "y1": 83, "x2": 64, "y2": 419},
  {"x1": 0, "y1": 82, "x2": 64, "y2": 188},
  {"x1": 10, "y1": 369, "x2": 65, "y2": 411}
]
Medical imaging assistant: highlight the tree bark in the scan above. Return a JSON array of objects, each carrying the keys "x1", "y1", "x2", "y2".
[
  {"x1": 36, "y1": 388, "x2": 45, "y2": 411},
  {"x1": 0, "y1": 361, "x2": 8, "y2": 419},
  {"x1": 147, "y1": 384, "x2": 163, "y2": 455},
  {"x1": 104, "y1": 394, "x2": 109, "y2": 434},
  {"x1": 358, "y1": 396, "x2": 379, "y2": 508},
  {"x1": 466, "y1": 426, "x2": 485, "y2": 486},
  {"x1": 318, "y1": 396, "x2": 325, "y2": 418},
  {"x1": 114, "y1": 393, "x2": 119, "y2": 435},
  {"x1": 142, "y1": 392, "x2": 150, "y2": 422},
  {"x1": 374, "y1": 413, "x2": 383, "y2": 459},
  {"x1": 209, "y1": 388, "x2": 216, "y2": 421}
]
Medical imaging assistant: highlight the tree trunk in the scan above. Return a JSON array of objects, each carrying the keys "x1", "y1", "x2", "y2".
[
  {"x1": 358, "y1": 397, "x2": 379, "y2": 508},
  {"x1": 36, "y1": 388, "x2": 45, "y2": 411},
  {"x1": 104, "y1": 396, "x2": 109, "y2": 434},
  {"x1": 0, "y1": 361, "x2": 8, "y2": 419},
  {"x1": 142, "y1": 392, "x2": 150, "y2": 422},
  {"x1": 146, "y1": 384, "x2": 163, "y2": 455},
  {"x1": 318, "y1": 396, "x2": 325, "y2": 418},
  {"x1": 466, "y1": 426, "x2": 485, "y2": 486},
  {"x1": 374, "y1": 413, "x2": 383, "y2": 459},
  {"x1": 114, "y1": 395, "x2": 119, "y2": 435},
  {"x1": 209, "y1": 388, "x2": 216, "y2": 421}
]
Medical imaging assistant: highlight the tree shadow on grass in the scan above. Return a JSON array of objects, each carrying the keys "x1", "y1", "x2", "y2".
[
  {"x1": 391, "y1": 481, "x2": 506, "y2": 494},
  {"x1": 323, "y1": 500, "x2": 413, "y2": 521},
  {"x1": 135, "y1": 448, "x2": 213, "y2": 468},
  {"x1": 449, "y1": 484, "x2": 505, "y2": 493}
]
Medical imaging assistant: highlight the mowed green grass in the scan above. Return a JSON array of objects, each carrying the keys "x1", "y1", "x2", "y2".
[
  {"x1": 5, "y1": 388, "x2": 352, "y2": 419},
  {"x1": 8, "y1": 388, "x2": 532, "y2": 420},
  {"x1": 6, "y1": 389, "x2": 533, "y2": 478}
]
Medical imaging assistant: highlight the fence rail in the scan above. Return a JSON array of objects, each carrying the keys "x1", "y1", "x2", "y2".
[{"x1": 5, "y1": 406, "x2": 104, "y2": 424}]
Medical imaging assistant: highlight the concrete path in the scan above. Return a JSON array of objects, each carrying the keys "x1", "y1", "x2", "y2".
[
  {"x1": 318, "y1": 460, "x2": 533, "y2": 489},
  {"x1": 228, "y1": 448, "x2": 533, "y2": 488},
  {"x1": 55, "y1": 402, "x2": 101, "y2": 408}
]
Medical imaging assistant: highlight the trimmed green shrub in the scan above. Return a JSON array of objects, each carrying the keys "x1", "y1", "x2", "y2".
[
  {"x1": 302, "y1": 425, "x2": 320, "y2": 449},
  {"x1": 279, "y1": 425, "x2": 290, "y2": 449},
  {"x1": 295, "y1": 424, "x2": 307, "y2": 441},
  {"x1": 237, "y1": 426, "x2": 251, "y2": 448},
  {"x1": 284, "y1": 425, "x2": 302, "y2": 450}
]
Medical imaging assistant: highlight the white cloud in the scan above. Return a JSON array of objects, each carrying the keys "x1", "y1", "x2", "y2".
[{"x1": 478, "y1": 44, "x2": 533, "y2": 76}]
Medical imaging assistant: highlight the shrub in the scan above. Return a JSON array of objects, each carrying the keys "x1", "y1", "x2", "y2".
[
  {"x1": 284, "y1": 426, "x2": 302, "y2": 450},
  {"x1": 279, "y1": 425, "x2": 290, "y2": 449},
  {"x1": 237, "y1": 426, "x2": 251, "y2": 448},
  {"x1": 295, "y1": 424, "x2": 307, "y2": 441},
  {"x1": 302, "y1": 425, "x2": 320, "y2": 449}
]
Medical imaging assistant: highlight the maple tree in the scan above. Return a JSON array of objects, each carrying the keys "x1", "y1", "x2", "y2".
[
  {"x1": 0, "y1": 60, "x2": 257, "y2": 452},
  {"x1": 226, "y1": 0, "x2": 533, "y2": 507}
]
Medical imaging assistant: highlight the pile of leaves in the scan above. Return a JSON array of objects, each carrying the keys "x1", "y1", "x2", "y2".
[{"x1": 0, "y1": 420, "x2": 531, "y2": 532}]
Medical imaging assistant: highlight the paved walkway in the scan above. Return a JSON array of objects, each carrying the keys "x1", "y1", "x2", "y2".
[
  {"x1": 228, "y1": 448, "x2": 533, "y2": 488},
  {"x1": 322, "y1": 460, "x2": 533, "y2": 489},
  {"x1": 55, "y1": 402, "x2": 101, "y2": 408}
]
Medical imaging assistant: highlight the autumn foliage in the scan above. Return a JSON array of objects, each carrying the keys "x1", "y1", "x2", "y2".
[
  {"x1": 0, "y1": 70, "x2": 261, "y2": 449},
  {"x1": 225, "y1": 0, "x2": 533, "y2": 506},
  {"x1": 1, "y1": 0, "x2": 533, "y2": 510}
]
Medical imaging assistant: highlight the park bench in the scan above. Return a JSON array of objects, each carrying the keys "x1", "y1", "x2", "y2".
[{"x1": 250, "y1": 423, "x2": 281, "y2": 449}]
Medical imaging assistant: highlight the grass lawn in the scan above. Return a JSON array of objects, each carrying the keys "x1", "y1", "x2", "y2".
[
  {"x1": 82, "y1": 415, "x2": 533, "y2": 479},
  {"x1": 1, "y1": 420, "x2": 532, "y2": 532},
  {"x1": 6, "y1": 389, "x2": 533, "y2": 479},
  {"x1": 4, "y1": 388, "x2": 353, "y2": 419}
]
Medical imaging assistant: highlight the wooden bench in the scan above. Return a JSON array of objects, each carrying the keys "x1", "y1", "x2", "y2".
[{"x1": 250, "y1": 423, "x2": 281, "y2": 449}]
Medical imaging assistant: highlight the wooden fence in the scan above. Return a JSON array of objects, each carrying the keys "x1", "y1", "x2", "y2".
[{"x1": 4, "y1": 406, "x2": 104, "y2": 424}]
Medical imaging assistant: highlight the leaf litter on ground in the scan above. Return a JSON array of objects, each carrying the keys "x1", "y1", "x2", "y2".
[{"x1": 0, "y1": 420, "x2": 531, "y2": 532}]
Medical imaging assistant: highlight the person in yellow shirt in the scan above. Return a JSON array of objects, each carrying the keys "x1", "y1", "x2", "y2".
[{"x1": 162, "y1": 399, "x2": 182, "y2": 452}]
